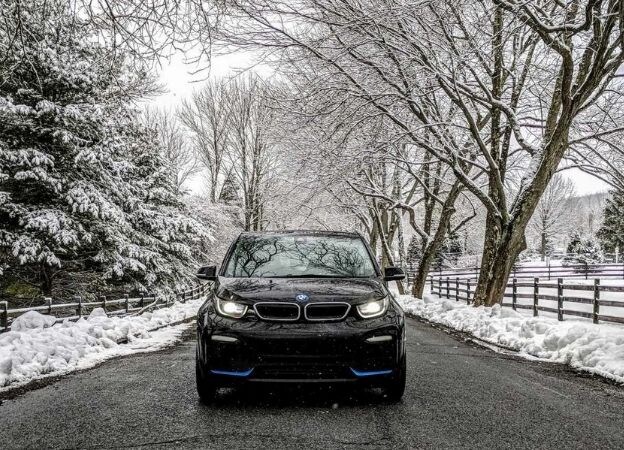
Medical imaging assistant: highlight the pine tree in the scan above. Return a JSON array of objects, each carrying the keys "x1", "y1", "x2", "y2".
[
  {"x1": 406, "y1": 235, "x2": 422, "y2": 266},
  {"x1": 597, "y1": 190, "x2": 624, "y2": 255},
  {"x1": 219, "y1": 171, "x2": 241, "y2": 205},
  {"x1": 563, "y1": 233, "x2": 604, "y2": 266},
  {"x1": 0, "y1": 1, "x2": 209, "y2": 296}
]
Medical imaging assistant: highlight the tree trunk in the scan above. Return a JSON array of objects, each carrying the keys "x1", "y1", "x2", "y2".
[
  {"x1": 411, "y1": 243, "x2": 439, "y2": 298},
  {"x1": 411, "y1": 183, "x2": 464, "y2": 298},
  {"x1": 473, "y1": 223, "x2": 527, "y2": 306},
  {"x1": 40, "y1": 264, "x2": 53, "y2": 296}
]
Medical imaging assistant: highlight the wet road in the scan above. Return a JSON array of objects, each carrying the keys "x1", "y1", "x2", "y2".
[{"x1": 2, "y1": 317, "x2": 624, "y2": 449}]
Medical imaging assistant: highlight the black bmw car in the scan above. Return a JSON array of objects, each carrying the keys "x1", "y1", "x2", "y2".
[{"x1": 195, "y1": 230, "x2": 406, "y2": 402}]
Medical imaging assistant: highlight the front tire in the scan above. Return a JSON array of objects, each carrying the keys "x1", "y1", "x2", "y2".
[
  {"x1": 196, "y1": 357, "x2": 217, "y2": 404},
  {"x1": 383, "y1": 356, "x2": 406, "y2": 403}
]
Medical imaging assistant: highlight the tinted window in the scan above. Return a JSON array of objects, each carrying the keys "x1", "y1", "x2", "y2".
[{"x1": 224, "y1": 235, "x2": 377, "y2": 278}]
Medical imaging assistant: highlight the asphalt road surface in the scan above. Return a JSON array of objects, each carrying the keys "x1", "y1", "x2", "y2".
[{"x1": 2, "y1": 317, "x2": 624, "y2": 449}]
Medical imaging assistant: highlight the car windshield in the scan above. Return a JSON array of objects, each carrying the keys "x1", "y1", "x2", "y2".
[{"x1": 223, "y1": 234, "x2": 378, "y2": 278}]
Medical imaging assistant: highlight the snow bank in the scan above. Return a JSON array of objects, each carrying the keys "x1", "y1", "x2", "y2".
[
  {"x1": 397, "y1": 295, "x2": 624, "y2": 383},
  {"x1": 0, "y1": 299, "x2": 203, "y2": 390}
]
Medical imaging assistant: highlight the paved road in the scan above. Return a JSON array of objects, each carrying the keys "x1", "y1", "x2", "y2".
[{"x1": 2, "y1": 317, "x2": 624, "y2": 449}]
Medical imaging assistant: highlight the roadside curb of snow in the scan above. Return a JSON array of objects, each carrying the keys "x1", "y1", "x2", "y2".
[
  {"x1": 0, "y1": 304, "x2": 202, "y2": 398},
  {"x1": 405, "y1": 311, "x2": 528, "y2": 356},
  {"x1": 403, "y1": 311, "x2": 522, "y2": 355},
  {"x1": 402, "y1": 309, "x2": 624, "y2": 386},
  {"x1": 115, "y1": 314, "x2": 197, "y2": 345}
]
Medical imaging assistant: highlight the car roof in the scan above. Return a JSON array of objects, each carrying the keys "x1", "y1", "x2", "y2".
[{"x1": 238, "y1": 230, "x2": 362, "y2": 239}]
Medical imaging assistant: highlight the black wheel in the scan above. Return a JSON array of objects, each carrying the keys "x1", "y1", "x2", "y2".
[
  {"x1": 196, "y1": 357, "x2": 217, "y2": 404},
  {"x1": 383, "y1": 356, "x2": 406, "y2": 403}
]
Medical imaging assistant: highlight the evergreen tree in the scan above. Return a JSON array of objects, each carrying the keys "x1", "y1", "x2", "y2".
[
  {"x1": 597, "y1": 190, "x2": 624, "y2": 255},
  {"x1": 0, "y1": 1, "x2": 209, "y2": 296},
  {"x1": 219, "y1": 171, "x2": 241, "y2": 205},
  {"x1": 406, "y1": 235, "x2": 422, "y2": 266},
  {"x1": 563, "y1": 233, "x2": 604, "y2": 266},
  {"x1": 565, "y1": 233, "x2": 584, "y2": 256}
]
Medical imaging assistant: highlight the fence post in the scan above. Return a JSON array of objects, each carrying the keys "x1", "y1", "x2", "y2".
[
  {"x1": 533, "y1": 278, "x2": 539, "y2": 317},
  {"x1": 466, "y1": 279, "x2": 471, "y2": 305},
  {"x1": 75, "y1": 295, "x2": 82, "y2": 317},
  {"x1": 446, "y1": 277, "x2": 450, "y2": 299},
  {"x1": 557, "y1": 278, "x2": 564, "y2": 321},
  {"x1": 593, "y1": 279, "x2": 600, "y2": 325},
  {"x1": 548, "y1": 263, "x2": 551, "y2": 281},
  {"x1": 101, "y1": 295, "x2": 107, "y2": 310},
  {"x1": 124, "y1": 294, "x2": 130, "y2": 313},
  {"x1": 45, "y1": 297, "x2": 52, "y2": 314},
  {"x1": 1, "y1": 301, "x2": 7, "y2": 331},
  {"x1": 512, "y1": 278, "x2": 517, "y2": 311},
  {"x1": 429, "y1": 276, "x2": 434, "y2": 291},
  {"x1": 455, "y1": 278, "x2": 459, "y2": 302},
  {"x1": 182, "y1": 291, "x2": 186, "y2": 304}
]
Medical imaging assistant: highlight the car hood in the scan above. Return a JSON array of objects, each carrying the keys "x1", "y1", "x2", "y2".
[{"x1": 215, "y1": 277, "x2": 387, "y2": 305}]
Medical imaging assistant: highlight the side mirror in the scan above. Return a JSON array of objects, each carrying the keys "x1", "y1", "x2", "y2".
[
  {"x1": 196, "y1": 265, "x2": 218, "y2": 281},
  {"x1": 384, "y1": 267, "x2": 405, "y2": 282}
]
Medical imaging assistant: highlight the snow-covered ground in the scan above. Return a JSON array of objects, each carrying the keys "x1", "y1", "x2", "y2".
[
  {"x1": 397, "y1": 295, "x2": 624, "y2": 383},
  {"x1": 0, "y1": 299, "x2": 203, "y2": 391}
]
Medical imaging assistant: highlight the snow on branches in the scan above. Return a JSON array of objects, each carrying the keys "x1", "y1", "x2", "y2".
[{"x1": 0, "y1": 0, "x2": 212, "y2": 296}]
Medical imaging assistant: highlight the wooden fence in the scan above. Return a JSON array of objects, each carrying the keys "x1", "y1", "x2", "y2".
[
  {"x1": 429, "y1": 276, "x2": 624, "y2": 325},
  {"x1": 0, "y1": 283, "x2": 210, "y2": 332},
  {"x1": 419, "y1": 262, "x2": 624, "y2": 281}
]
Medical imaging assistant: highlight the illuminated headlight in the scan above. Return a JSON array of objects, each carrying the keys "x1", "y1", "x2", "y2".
[
  {"x1": 215, "y1": 297, "x2": 248, "y2": 319},
  {"x1": 356, "y1": 297, "x2": 389, "y2": 319}
]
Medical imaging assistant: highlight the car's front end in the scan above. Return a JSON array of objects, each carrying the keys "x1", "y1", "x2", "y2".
[
  {"x1": 196, "y1": 280, "x2": 405, "y2": 386},
  {"x1": 195, "y1": 231, "x2": 407, "y2": 402}
]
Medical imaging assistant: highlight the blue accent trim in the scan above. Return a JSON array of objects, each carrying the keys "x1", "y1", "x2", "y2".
[
  {"x1": 350, "y1": 368, "x2": 393, "y2": 377},
  {"x1": 210, "y1": 368, "x2": 254, "y2": 377}
]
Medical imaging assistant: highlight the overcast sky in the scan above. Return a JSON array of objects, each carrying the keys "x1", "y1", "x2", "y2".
[{"x1": 152, "y1": 55, "x2": 612, "y2": 197}]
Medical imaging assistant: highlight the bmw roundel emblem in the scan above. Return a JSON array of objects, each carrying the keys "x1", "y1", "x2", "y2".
[{"x1": 295, "y1": 294, "x2": 309, "y2": 302}]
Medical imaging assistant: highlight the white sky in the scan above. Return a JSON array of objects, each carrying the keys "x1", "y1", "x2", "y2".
[{"x1": 152, "y1": 55, "x2": 611, "y2": 197}]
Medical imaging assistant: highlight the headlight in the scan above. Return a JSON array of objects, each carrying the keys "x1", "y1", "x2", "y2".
[
  {"x1": 356, "y1": 297, "x2": 389, "y2": 319},
  {"x1": 215, "y1": 297, "x2": 248, "y2": 319}
]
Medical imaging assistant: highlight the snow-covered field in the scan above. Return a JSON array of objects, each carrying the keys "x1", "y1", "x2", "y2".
[
  {"x1": 0, "y1": 299, "x2": 203, "y2": 391},
  {"x1": 397, "y1": 295, "x2": 624, "y2": 383}
]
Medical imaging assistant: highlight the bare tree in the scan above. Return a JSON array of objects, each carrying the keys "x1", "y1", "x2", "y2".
[
  {"x1": 226, "y1": 75, "x2": 282, "y2": 231},
  {"x1": 143, "y1": 107, "x2": 200, "y2": 193},
  {"x1": 528, "y1": 175, "x2": 576, "y2": 260},
  {"x1": 180, "y1": 75, "x2": 283, "y2": 230},
  {"x1": 179, "y1": 80, "x2": 233, "y2": 202},
  {"x1": 216, "y1": 0, "x2": 624, "y2": 305}
]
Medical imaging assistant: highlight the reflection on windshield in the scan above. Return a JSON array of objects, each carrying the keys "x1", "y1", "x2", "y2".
[{"x1": 224, "y1": 235, "x2": 377, "y2": 278}]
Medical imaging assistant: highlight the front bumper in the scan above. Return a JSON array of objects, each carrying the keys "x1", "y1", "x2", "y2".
[{"x1": 196, "y1": 302, "x2": 405, "y2": 385}]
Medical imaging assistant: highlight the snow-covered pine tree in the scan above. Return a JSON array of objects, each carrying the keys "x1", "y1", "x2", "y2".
[
  {"x1": 406, "y1": 235, "x2": 422, "y2": 267},
  {"x1": 0, "y1": 0, "x2": 210, "y2": 297},
  {"x1": 597, "y1": 190, "x2": 624, "y2": 255},
  {"x1": 563, "y1": 233, "x2": 604, "y2": 266}
]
